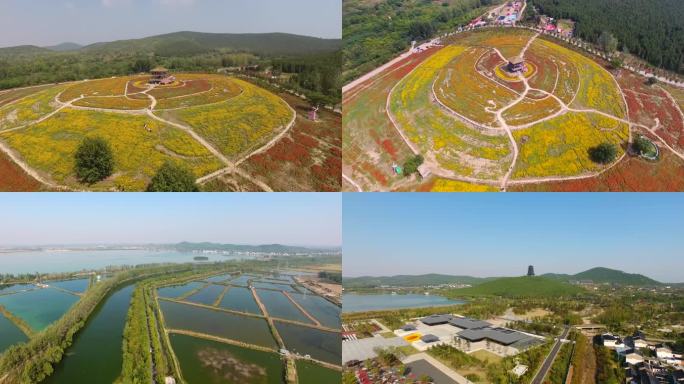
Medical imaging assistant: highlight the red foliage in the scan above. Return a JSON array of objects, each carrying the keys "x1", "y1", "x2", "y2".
[
  {"x1": 0, "y1": 152, "x2": 41, "y2": 191},
  {"x1": 381, "y1": 139, "x2": 398, "y2": 161},
  {"x1": 362, "y1": 163, "x2": 388, "y2": 186}
]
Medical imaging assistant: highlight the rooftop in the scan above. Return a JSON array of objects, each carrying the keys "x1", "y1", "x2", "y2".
[
  {"x1": 509, "y1": 56, "x2": 524, "y2": 64},
  {"x1": 457, "y1": 327, "x2": 538, "y2": 346}
]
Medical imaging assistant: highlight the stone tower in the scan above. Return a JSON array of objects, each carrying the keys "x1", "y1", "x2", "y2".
[{"x1": 527, "y1": 265, "x2": 535, "y2": 276}]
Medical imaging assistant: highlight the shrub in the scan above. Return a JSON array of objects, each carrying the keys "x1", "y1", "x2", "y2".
[
  {"x1": 588, "y1": 142, "x2": 618, "y2": 164},
  {"x1": 74, "y1": 136, "x2": 114, "y2": 184},
  {"x1": 147, "y1": 161, "x2": 199, "y2": 192},
  {"x1": 632, "y1": 135, "x2": 652, "y2": 155},
  {"x1": 403, "y1": 155, "x2": 424, "y2": 176}
]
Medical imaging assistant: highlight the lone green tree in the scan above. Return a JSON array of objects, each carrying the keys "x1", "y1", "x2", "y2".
[
  {"x1": 598, "y1": 31, "x2": 618, "y2": 54},
  {"x1": 588, "y1": 142, "x2": 618, "y2": 164},
  {"x1": 74, "y1": 136, "x2": 114, "y2": 184},
  {"x1": 147, "y1": 161, "x2": 199, "y2": 192},
  {"x1": 403, "y1": 155, "x2": 424, "y2": 177},
  {"x1": 632, "y1": 135, "x2": 652, "y2": 155}
]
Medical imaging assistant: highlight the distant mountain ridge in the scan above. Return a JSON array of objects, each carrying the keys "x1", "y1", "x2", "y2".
[
  {"x1": 343, "y1": 273, "x2": 493, "y2": 288},
  {"x1": 44, "y1": 42, "x2": 82, "y2": 52},
  {"x1": 346, "y1": 267, "x2": 667, "y2": 289},
  {"x1": 172, "y1": 242, "x2": 339, "y2": 253},
  {"x1": 542, "y1": 267, "x2": 662, "y2": 286},
  {"x1": 0, "y1": 31, "x2": 341, "y2": 57}
]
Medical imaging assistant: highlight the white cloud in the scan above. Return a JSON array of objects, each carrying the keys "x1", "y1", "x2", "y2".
[
  {"x1": 101, "y1": 0, "x2": 132, "y2": 7},
  {"x1": 157, "y1": 0, "x2": 196, "y2": 6}
]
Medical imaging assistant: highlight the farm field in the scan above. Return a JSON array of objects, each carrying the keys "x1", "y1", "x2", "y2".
[
  {"x1": 343, "y1": 27, "x2": 684, "y2": 191},
  {"x1": 0, "y1": 73, "x2": 336, "y2": 191}
]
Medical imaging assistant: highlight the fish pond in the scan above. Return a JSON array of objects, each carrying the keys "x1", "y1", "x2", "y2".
[
  {"x1": 342, "y1": 293, "x2": 466, "y2": 313},
  {"x1": 0, "y1": 288, "x2": 79, "y2": 331},
  {"x1": 296, "y1": 360, "x2": 340, "y2": 384},
  {"x1": 44, "y1": 284, "x2": 135, "y2": 383},
  {"x1": 290, "y1": 292, "x2": 340, "y2": 329},
  {"x1": 47, "y1": 278, "x2": 90, "y2": 293},
  {"x1": 0, "y1": 312, "x2": 28, "y2": 353},
  {"x1": 252, "y1": 281, "x2": 298, "y2": 292},
  {"x1": 169, "y1": 333, "x2": 285, "y2": 384},
  {"x1": 160, "y1": 300, "x2": 277, "y2": 349},
  {"x1": 204, "y1": 273, "x2": 232, "y2": 283},
  {"x1": 256, "y1": 289, "x2": 314, "y2": 325},
  {"x1": 274, "y1": 321, "x2": 341, "y2": 365},
  {"x1": 218, "y1": 287, "x2": 262, "y2": 315},
  {"x1": 0, "y1": 283, "x2": 34, "y2": 295},
  {"x1": 185, "y1": 284, "x2": 225, "y2": 306},
  {"x1": 157, "y1": 281, "x2": 204, "y2": 299}
]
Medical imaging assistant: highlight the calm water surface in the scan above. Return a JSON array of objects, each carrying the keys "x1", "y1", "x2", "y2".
[
  {"x1": 342, "y1": 293, "x2": 466, "y2": 313},
  {"x1": 256, "y1": 289, "x2": 314, "y2": 325},
  {"x1": 274, "y1": 321, "x2": 340, "y2": 365},
  {"x1": 0, "y1": 312, "x2": 27, "y2": 353},
  {"x1": 0, "y1": 249, "x2": 243, "y2": 274},
  {"x1": 0, "y1": 288, "x2": 79, "y2": 331},
  {"x1": 44, "y1": 284, "x2": 135, "y2": 383}
]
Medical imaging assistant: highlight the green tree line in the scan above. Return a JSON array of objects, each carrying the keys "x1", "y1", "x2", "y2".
[{"x1": 530, "y1": 0, "x2": 684, "y2": 73}]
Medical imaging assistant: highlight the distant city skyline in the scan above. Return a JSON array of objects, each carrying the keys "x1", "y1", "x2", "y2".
[
  {"x1": 0, "y1": 193, "x2": 341, "y2": 247},
  {"x1": 343, "y1": 193, "x2": 684, "y2": 282},
  {"x1": 0, "y1": 0, "x2": 341, "y2": 48}
]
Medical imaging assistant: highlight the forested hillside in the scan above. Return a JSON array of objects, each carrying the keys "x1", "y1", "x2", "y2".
[
  {"x1": 530, "y1": 0, "x2": 684, "y2": 73},
  {"x1": 343, "y1": 0, "x2": 499, "y2": 83},
  {"x1": 0, "y1": 32, "x2": 341, "y2": 104}
]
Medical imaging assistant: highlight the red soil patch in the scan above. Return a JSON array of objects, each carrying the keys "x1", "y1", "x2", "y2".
[
  {"x1": 511, "y1": 150, "x2": 684, "y2": 191},
  {"x1": 617, "y1": 71, "x2": 684, "y2": 151},
  {"x1": 241, "y1": 93, "x2": 340, "y2": 191},
  {"x1": 343, "y1": 47, "x2": 440, "y2": 190},
  {"x1": 0, "y1": 151, "x2": 41, "y2": 191}
]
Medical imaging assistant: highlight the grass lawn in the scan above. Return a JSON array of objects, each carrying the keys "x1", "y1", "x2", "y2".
[{"x1": 470, "y1": 349, "x2": 503, "y2": 364}]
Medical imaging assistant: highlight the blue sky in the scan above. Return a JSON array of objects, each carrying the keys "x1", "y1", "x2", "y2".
[
  {"x1": 0, "y1": 193, "x2": 341, "y2": 247},
  {"x1": 0, "y1": 0, "x2": 341, "y2": 48},
  {"x1": 343, "y1": 193, "x2": 684, "y2": 282}
]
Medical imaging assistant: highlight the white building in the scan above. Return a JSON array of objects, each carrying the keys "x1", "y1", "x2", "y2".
[{"x1": 626, "y1": 353, "x2": 644, "y2": 365}]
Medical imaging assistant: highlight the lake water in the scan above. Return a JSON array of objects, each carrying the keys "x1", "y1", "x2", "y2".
[
  {"x1": 169, "y1": 333, "x2": 284, "y2": 384},
  {"x1": 342, "y1": 293, "x2": 466, "y2": 313},
  {"x1": 0, "y1": 249, "x2": 242, "y2": 274},
  {"x1": 44, "y1": 284, "x2": 135, "y2": 383}
]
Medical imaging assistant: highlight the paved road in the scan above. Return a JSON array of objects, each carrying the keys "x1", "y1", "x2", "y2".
[{"x1": 531, "y1": 326, "x2": 571, "y2": 384}]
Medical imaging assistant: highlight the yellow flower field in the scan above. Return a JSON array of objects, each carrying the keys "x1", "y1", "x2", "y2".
[
  {"x1": 59, "y1": 77, "x2": 132, "y2": 102},
  {"x1": 512, "y1": 111, "x2": 629, "y2": 178},
  {"x1": 73, "y1": 96, "x2": 151, "y2": 110},
  {"x1": 502, "y1": 96, "x2": 563, "y2": 126},
  {"x1": 434, "y1": 47, "x2": 518, "y2": 127},
  {"x1": 389, "y1": 46, "x2": 512, "y2": 180},
  {"x1": 430, "y1": 179, "x2": 498, "y2": 192},
  {"x1": 163, "y1": 78, "x2": 293, "y2": 160},
  {"x1": 155, "y1": 75, "x2": 242, "y2": 109},
  {"x1": 0, "y1": 85, "x2": 67, "y2": 130},
  {"x1": 534, "y1": 39, "x2": 625, "y2": 118},
  {"x1": 0, "y1": 109, "x2": 223, "y2": 191}
]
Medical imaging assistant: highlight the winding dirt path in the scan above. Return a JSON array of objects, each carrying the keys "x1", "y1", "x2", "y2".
[{"x1": 342, "y1": 173, "x2": 363, "y2": 192}]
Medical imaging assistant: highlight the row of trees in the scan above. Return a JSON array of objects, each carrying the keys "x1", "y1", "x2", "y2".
[
  {"x1": 0, "y1": 49, "x2": 341, "y2": 105},
  {"x1": 343, "y1": 0, "x2": 496, "y2": 83},
  {"x1": 0, "y1": 265, "x2": 189, "y2": 383},
  {"x1": 74, "y1": 136, "x2": 199, "y2": 191},
  {"x1": 530, "y1": 0, "x2": 684, "y2": 73}
]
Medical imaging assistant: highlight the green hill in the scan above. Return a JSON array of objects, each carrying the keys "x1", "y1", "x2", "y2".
[
  {"x1": 173, "y1": 242, "x2": 337, "y2": 254},
  {"x1": 343, "y1": 274, "x2": 491, "y2": 288},
  {"x1": 0, "y1": 45, "x2": 51, "y2": 57},
  {"x1": 44, "y1": 42, "x2": 82, "y2": 52},
  {"x1": 82, "y1": 31, "x2": 341, "y2": 56},
  {"x1": 455, "y1": 276, "x2": 584, "y2": 298},
  {"x1": 572, "y1": 267, "x2": 661, "y2": 286}
]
